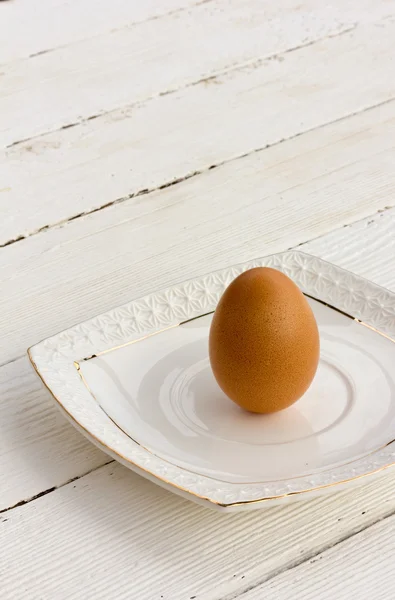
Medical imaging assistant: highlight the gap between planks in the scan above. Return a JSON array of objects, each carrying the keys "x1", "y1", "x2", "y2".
[
  {"x1": 0, "y1": 0, "x2": 215, "y2": 65},
  {"x1": 0, "y1": 459, "x2": 114, "y2": 515},
  {"x1": 222, "y1": 507, "x2": 395, "y2": 600},
  {"x1": 5, "y1": 24, "x2": 356, "y2": 150},
  {"x1": 3, "y1": 2, "x2": 394, "y2": 148},
  {"x1": 230, "y1": 509, "x2": 395, "y2": 600},
  {"x1": 25, "y1": 0, "x2": 215, "y2": 61},
  {"x1": 1, "y1": 461, "x2": 395, "y2": 600},
  {"x1": 3, "y1": 12, "x2": 395, "y2": 245},
  {"x1": 1, "y1": 94, "x2": 394, "y2": 250}
]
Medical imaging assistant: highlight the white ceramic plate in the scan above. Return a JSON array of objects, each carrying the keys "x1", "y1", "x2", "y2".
[{"x1": 28, "y1": 252, "x2": 395, "y2": 512}]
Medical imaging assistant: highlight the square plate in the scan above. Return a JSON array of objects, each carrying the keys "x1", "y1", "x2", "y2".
[{"x1": 28, "y1": 252, "x2": 395, "y2": 512}]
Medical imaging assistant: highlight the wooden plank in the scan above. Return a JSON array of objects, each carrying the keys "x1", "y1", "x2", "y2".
[
  {"x1": 0, "y1": 0, "x2": 205, "y2": 64},
  {"x1": 240, "y1": 512, "x2": 395, "y2": 600},
  {"x1": 305, "y1": 208, "x2": 395, "y2": 291},
  {"x1": 1, "y1": 0, "x2": 394, "y2": 146},
  {"x1": 0, "y1": 207, "x2": 393, "y2": 513},
  {"x1": 1, "y1": 105, "x2": 395, "y2": 364},
  {"x1": 0, "y1": 461, "x2": 394, "y2": 600},
  {"x1": 3, "y1": 18, "x2": 395, "y2": 245},
  {"x1": 0, "y1": 356, "x2": 107, "y2": 512}
]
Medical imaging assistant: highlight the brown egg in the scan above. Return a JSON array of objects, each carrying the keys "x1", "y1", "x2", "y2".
[{"x1": 209, "y1": 267, "x2": 320, "y2": 413}]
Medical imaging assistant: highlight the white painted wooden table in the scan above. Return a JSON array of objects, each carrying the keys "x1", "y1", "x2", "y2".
[{"x1": 1, "y1": 1, "x2": 395, "y2": 598}]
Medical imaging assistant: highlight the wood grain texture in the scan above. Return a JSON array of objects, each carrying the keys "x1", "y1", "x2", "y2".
[
  {"x1": 240, "y1": 513, "x2": 395, "y2": 600},
  {"x1": 305, "y1": 209, "x2": 395, "y2": 291},
  {"x1": 0, "y1": 356, "x2": 107, "y2": 511},
  {"x1": 2, "y1": 1, "x2": 395, "y2": 596},
  {"x1": 1, "y1": 104, "x2": 395, "y2": 365},
  {"x1": 1, "y1": 0, "x2": 394, "y2": 146},
  {"x1": 3, "y1": 18, "x2": 395, "y2": 245},
  {"x1": 0, "y1": 0, "x2": 207, "y2": 64},
  {"x1": 0, "y1": 461, "x2": 394, "y2": 600}
]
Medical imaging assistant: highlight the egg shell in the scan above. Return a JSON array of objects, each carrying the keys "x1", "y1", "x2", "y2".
[{"x1": 209, "y1": 267, "x2": 320, "y2": 413}]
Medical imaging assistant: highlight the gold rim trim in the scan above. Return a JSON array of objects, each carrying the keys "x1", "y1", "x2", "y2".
[
  {"x1": 78, "y1": 313, "x2": 215, "y2": 363},
  {"x1": 355, "y1": 320, "x2": 395, "y2": 343},
  {"x1": 27, "y1": 293, "x2": 395, "y2": 509},
  {"x1": 304, "y1": 293, "x2": 355, "y2": 320},
  {"x1": 79, "y1": 323, "x2": 179, "y2": 362},
  {"x1": 75, "y1": 360, "x2": 146, "y2": 450}
]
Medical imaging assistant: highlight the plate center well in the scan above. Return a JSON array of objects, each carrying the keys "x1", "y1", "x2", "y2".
[{"x1": 167, "y1": 354, "x2": 352, "y2": 446}]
